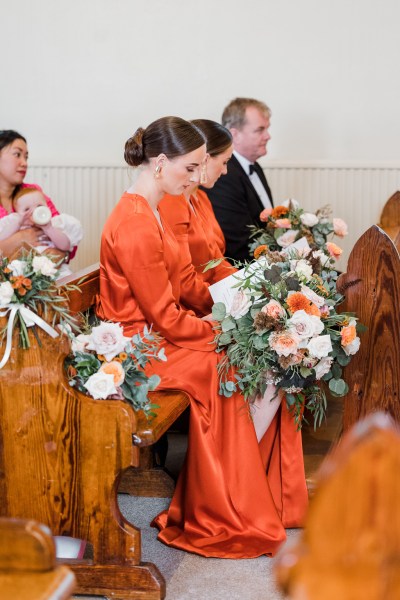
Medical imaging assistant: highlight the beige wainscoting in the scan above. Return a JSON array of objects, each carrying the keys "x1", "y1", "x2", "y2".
[{"x1": 29, "y1": 162, "x2": 400, "y2": 272}]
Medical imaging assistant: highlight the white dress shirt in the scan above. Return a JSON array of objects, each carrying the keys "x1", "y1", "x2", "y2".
[{"x1": 233, "y1": 151, "x2": 272, "y2": 210}]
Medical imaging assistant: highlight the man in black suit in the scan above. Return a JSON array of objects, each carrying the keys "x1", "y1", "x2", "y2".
[{"x1": 206, "y1": 97, "x2": 274, "y2": 263}]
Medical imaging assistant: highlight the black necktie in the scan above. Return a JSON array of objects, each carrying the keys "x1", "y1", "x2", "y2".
[{"x1": 249, "y1": 164, "x2": 256, "y2": 175}]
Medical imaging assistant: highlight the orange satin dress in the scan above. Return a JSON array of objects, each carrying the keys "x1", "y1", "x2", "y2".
[
  {"x1": 97, "y1": 193, "x2": 308, "y2": 559},
  {"x1": 160, "y1": 190, "x2": 236, "y2": 285}
]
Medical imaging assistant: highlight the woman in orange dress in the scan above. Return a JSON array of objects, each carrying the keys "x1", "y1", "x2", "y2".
[
  {"x1": 97, "y1": 116, "x2": 308, "y2": 559},
  {"x1": 160, "y1": 120, "x2": 236, "y2": 285}
]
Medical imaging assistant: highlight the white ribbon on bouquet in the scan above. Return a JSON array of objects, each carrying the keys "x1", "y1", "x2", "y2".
[{"x1": 0, "y1": 303, "x2": 59, "y2": 369}]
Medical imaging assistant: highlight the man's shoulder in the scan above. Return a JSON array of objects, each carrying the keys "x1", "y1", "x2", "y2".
[{"x1": 226, "y1": 154, "x2": 246, "y2": 177}]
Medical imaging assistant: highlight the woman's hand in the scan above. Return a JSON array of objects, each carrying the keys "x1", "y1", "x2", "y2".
[
  {"x1": 0, "y1": 227, "x2": 43, "y2": 256},
  {"x1": 201, "y1": 313, "x2": 215, "y2": 322}
]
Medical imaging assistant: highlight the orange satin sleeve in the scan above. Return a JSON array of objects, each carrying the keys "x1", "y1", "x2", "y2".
[{"x1": 97, "y1": 193, "x2": 214, "y2": 350}]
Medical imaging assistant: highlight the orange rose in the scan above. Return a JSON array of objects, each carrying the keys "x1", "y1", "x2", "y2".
[{"x1": 326, "y1": 242, "x2": 342, "y2": 260}]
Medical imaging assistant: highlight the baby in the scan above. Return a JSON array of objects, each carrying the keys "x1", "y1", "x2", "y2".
[{"x1": 0, "y1": 187, "x2": 83, "y2": 275}]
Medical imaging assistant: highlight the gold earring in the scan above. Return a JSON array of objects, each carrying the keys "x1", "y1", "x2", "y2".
[
  {"x1": 200, "y1": 164, "x2": 207, "y2": 185},
  {"x1": 154, "y1": 165, "x2": 161, "y2": 179}
]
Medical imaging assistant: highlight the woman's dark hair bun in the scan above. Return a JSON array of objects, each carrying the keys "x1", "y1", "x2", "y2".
[{"x1": 124, "y1": 127, "x2": 145, "y2": 166}]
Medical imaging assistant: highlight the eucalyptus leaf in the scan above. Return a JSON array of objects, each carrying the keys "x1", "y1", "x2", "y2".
[
  {"x1": 329, "y1": 378, "x2": 347, "y2": 395},
  {"x1": 221, "y1": 317, "x2": 237, "y2": 332},
  {"x1": 212, "y1": 302, "x2": 226, "y2": 321}
]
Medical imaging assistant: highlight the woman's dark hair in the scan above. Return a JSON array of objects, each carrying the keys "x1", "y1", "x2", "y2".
[
  {"x1": 124, "y1": 116, "x2": 206, "y2": 167},
  {"x1": 0, "y1": 130, "x2": 27, "y2": 153},
  {"x1": 191, "y1": 119, "x2": 232, "y2": 157}
]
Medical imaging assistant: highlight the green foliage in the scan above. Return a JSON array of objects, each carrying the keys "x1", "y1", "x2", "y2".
[{"x1": 211, "y1": 237, "x2": 362, "y2": 430}]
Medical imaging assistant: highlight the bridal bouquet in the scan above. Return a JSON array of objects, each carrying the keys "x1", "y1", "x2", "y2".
[
  {"x1": 211, "y1": 242, "x2": 361, "y2": 428},
  {"x1": 65, "y1": 321, "x2": 166, "y2": 417},
  {"x1": 0, "y1": 251, "x2": 77, "y2": 367},
  {"x1": 248, "y1": 199, "x2": 348, "y2": 258}
]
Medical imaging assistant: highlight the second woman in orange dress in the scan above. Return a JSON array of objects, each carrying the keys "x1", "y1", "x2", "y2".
[{"x1": 160, "y1": 120, "x2": 236, "y2": 286}]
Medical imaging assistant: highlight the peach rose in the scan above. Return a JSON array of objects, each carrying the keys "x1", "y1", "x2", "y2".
[
  {"x1": 326, "y1": 242, "x2": 342, "y2": 260},
  {"x1": 260, "y1": 207, "x2": 273, "y2": 221},
  {"x1": 340, "y1": 324, "x2": 357, "y2": 346},
  {"x1": 275, "y1": 218, "x2": 292, "y2": 229},
  {"x1": 262, "y1": 299, "x2": 286, "y2": 320},
  {"x1": 333, "y1": 217, "x2": 348, "y2": 237},
  {"x1": 269, "y1": 330, "x2": 301, "y2": 357},
  {"x1": 99, "y1": 360, "x2": 125, "y2": 386}
]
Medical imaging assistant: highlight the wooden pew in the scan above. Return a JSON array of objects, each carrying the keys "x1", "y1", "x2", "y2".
[
  {"x1": 0, "y1": 263, "x2": 190, "y2": 599},
  {"x1": 378, "y1": 190, "x2": 400, "y2": 252},
  {"x1": 274, "y1": 412, "x2": 400, "y2": 600},
  {"x1": 336, "y1": 225, "x2": 400, "y2": 432},
  {"x1": 0, "y1": 517, "x2": 76, "y2": 600}
]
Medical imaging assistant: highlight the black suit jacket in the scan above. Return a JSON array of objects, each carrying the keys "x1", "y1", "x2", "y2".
[{"x1": 205, "y1": 155, "x2": 274, "y2": 263}]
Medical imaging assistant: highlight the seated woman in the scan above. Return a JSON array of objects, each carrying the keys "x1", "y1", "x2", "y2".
[
  {"x1": 97, "y1": 116, "x2": 308, "y2": 559},
  {"x1": 0, "y1": 130, "x2": 78, "y2": 264},
  {"x1": 160, "y1": 119, "x2": 236, "y2": 285},
  {"x1": 0, "y1": 187, "x2": 83, "y2": 276}
]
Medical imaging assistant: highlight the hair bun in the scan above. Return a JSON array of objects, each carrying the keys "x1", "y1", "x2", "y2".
[{"x1": 124, "y1": 127, "x2": 145, "y2": 166}]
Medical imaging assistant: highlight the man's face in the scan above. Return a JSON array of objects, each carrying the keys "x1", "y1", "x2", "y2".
[{"x1": 231, "y1": 106, "x2": 271, "y2": 163}]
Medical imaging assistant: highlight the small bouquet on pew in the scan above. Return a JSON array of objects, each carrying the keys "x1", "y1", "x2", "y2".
[
  {"x1": 0, "y1": 250, "x2": 78, "y2": 365},
  {"x1": 209, "y1": 239, "x2": 362, "y2": 429},
  {"x1": 65, "y1": 320, "x2": 166, "y2": 417},
  {"x1": 248, "y1": 198, "x2": 348, "y2": 257}
]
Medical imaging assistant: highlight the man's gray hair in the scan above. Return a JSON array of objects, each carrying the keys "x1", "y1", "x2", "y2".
[{"x1": 222, "y1": 97, "x2": 271, "y2": 130}]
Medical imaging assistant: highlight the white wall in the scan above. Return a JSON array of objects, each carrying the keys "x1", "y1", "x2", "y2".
[
  {"x1": 2, "y1": 0, "x2": 400, "y2": 271},
  {"x1": 3, "y1": 0, "x2": 400, "y2": 164}
]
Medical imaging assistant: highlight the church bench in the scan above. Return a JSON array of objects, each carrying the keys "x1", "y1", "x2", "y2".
[
  {"x1": 302, "y1": 224, "x2": 400, "y2": 493},
  {"x1": 274, "y1": 411, "x2": 400, "y2": 600},
  {"x1": 0, "y1": 517, "x2": 76, "y2": 600},
  {"x1": 0, "y1": 263, "x2": 190, "y2": 599},
  {"x1": 336, "y1": 225, "x2": 400, "y2": 432},
  {"x1": 378, "y1": 190, "x2": 400, "y2": 252}
]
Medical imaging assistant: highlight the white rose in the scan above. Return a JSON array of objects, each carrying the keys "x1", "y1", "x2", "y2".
[
  {"x1": 313, "y1": 357, "x2": 333, "y2": 379},
  {"x1": 86, "y1": 321, "x2": 130, "y2": 361},
  {"x1": 277, "y1": 229, "x2": 299, "y2": 248},
  {"x1": 8, "y1": 259, "x2": 27, "y2": 277},
  {"x1": 230, "y1": 289, "x2": 252, "y2": 319},
  {"x1": 308, "y1": 315, "x2": 324, "y2": 336},
  {"x1": 32, "y1": 255, "x2": 58, "y2": 277},
  {"x1": 300, "y1": 284, "x2": 325, "y2": 308},
  {"x1": 300, "y1": 212, "x2": 319, "y2": 227},
  {"x1": 287, "y1": 310, "x2": 317, "y2": 340},
  {"x1": 290, "y1": 259, "x2": 313, "y2": 281},
  {"x1": 0, "y1": 281, "x2": 15, "y2": 307},
  {"x1": 84, "y1": 371, "x2": 117, "y2": 399},
  {"x1": 312, "y1": 250, "x2": 331, "y2": 268},
  {"x1": 343, "y1": 337, "x2": 360, "y2": 356},
  {"x1": 72, "y1": 333, "x2": 91, "y2": 353},
  {"x1": 307, "y1": 335, "x2": 333, "y2": 359}
]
